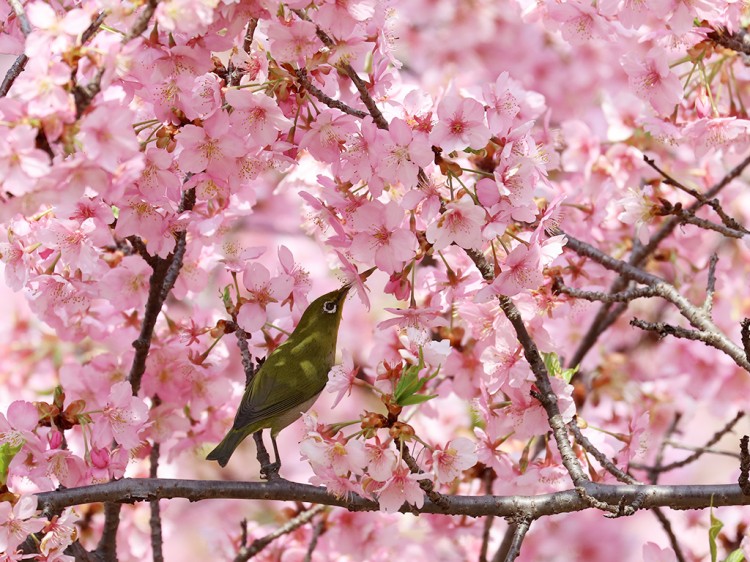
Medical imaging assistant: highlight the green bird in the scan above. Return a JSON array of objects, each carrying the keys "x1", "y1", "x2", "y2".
[{"x1": 206, "y1": 283, "x2": 353, "y2": 470}]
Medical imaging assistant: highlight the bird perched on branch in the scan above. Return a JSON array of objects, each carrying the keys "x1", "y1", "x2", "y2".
[{"x1": 207, "y1": 277, "x2": 364, "y2": 475}]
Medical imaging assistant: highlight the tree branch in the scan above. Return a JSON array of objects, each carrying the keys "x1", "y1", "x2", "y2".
[{"x1": 34, "y1": 478, "x2": 750, "y2": 518}]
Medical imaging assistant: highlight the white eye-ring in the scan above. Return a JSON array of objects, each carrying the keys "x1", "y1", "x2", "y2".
[{"x1": 323, "y1": 301, "x2": 338, "y2": 314}]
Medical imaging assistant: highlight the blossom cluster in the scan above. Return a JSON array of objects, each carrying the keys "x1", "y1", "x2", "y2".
[{"x1": 0, "y1": 0, "x2": 749, "y2": 559}]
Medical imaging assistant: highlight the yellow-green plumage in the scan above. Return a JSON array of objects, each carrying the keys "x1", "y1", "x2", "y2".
[{"x1": 207, "y1": 284, "x2": 351, "y2": 468}]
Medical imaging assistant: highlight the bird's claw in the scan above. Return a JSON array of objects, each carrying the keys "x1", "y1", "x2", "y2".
[{"x1": 260, "y1": 461, "x2": 281, "y2": 481}]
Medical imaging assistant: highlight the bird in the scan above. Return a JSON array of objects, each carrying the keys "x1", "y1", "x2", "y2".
[{"x1": 206, "y1": 282, "x2": 354, "y2": 472}]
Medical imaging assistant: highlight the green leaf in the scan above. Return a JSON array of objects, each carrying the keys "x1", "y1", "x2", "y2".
[
  {"x1": 724, "y1": 550, "x2": 746, "y2": 562},
  {"x1": 709, "y1": 505, "x2": 723, "y2": 562},
  {"x1": 0, "y1": 442, "x2": 23, "y2": 486},
  {"x1": 542, "y1": 352, "x2": 579, "y2": 383},
  {"x1": 543, "y1": 352, "x2": 561, "y2": 377},
  {"x1": 398, "y1": 394, "x2": 438, "y2": 406}
]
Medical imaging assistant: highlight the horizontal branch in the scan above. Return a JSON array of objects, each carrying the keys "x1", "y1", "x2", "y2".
[{"x1": 34, "y1": 478, "x2": 750, "y2": 519}]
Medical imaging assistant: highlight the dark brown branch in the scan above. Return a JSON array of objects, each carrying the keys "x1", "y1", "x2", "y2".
[
  {"x1": 0, "y1": 53, "x2": 28, "y2": 97},
  {"x1": 35, "y1": 478, "x2": 750, "y2": 520},
  {"x1": 739, "y1": 436, "x2": 750, "y2": 495},
  {"x1": 741, "y1": 319, "x2": 750, "y2": 361},
  {"x1": 94, "y1": 502, "x2": 121, "y2": 561},
  {"x1": 708, "y1": 27, "x2": 750, "y2": 57},
  {"x1": 128, "y1": 188, "x2": 195, "y2": 395},
  {"x1": 479, "y1": 469, "x2": 496, "y2": 562},
  {"x1": 149, "y1": 442, "x2": 164, "y2": 562}
]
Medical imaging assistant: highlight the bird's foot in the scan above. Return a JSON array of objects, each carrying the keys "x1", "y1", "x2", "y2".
[{"x1": 260, "y1": 460, "x2": 281, "y2": 481}]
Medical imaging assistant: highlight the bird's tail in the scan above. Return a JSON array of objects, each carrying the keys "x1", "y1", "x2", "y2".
[{"x1": 206, "y1": 429, "x2": 247, "y2": 467}]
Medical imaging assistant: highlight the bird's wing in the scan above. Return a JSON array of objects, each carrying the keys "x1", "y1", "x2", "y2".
[{"x1": 231, "y1": 340, "x2": 330, "y2": 431}]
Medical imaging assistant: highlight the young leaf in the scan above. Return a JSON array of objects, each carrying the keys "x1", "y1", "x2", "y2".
[{"x1": 0, "y1": 442, "x2": 23, "y2": 486}]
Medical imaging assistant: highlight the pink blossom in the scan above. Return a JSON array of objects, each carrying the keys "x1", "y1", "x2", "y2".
[
  {"x1": 177, "y1": 113, "x2": 244, "y2": 176},
  {"x1": 642, "y1": 542, "x2": 678, "y2": 562},
  {"x1": 178, "y1": 72, "x2": 222, "y2": 121},
  {"x1": 266, "y1": 18, "x2": 319, "y2": 64},
  {"x1": 617, "y1": 187, "x2": 658, "y2": 244},
  {"x1": 350, "y1": 200, "x2": 418, "y2": 274},
  {"x1": 546, "y1": 1, "x2": 610, "y2": 44},
  {"x1": 377, "y1": 118, "x2": 433, "y2": 187},
  {"x1": 622, "y1": 49, "x2": 682, "y2": 115},
  {"x1": 90, "y1": 381, "x2": 149, "y2": 449},
  {"x1": 78, "y1": 104, "x2": 141, "y2": 174},
  {"x1": 227, "y1": 89, "x2": 291, "y2": 147},
  {"x1": 366, "y1": 439, "x2": 398, "y2": 481},
  {"x1": 0, "y1": 125, "x2": 51, "y2": 196},
  {"x1": 429, "y1": 437, "x2": 478, "y2": 484},
  {"x1": 0, "y1": 495, "x2": 46, "y2": 552},
  {"x1": 25, "y1": 2, "x2": 91, "y2": 56},
  {"x1": 39, "y1": 508, "x2": 79, "y2": 560},
  {"x1": 431, "y1": 96, "x2": 491, "y2": 153},
  {"x1": 483, "y1": 72, "x2": 545, "y2": 135},
  {"x1": 377, "y1": 464, "x2": 428, "y2": 513},
  {"x1": 301, "y1": 434, "x2": 368, "y2": 477},
  {"x1": 326, "y1": 349, "x2": 359, "y2": 408},
  {"x1": 279, "y1": 245, "x2": 312, "y2": 310},
  {"x1": 477, "y1": 242, "x2": 544, "y2": 299},
  {"x1": 37, "y1": 218, "x2": 109, "y2": 276},
  {"x1": 425, "y1": 195, "x2": 485, "y2": 251},
  {"x1": 334, "y1": 250, "x2": 372, "y2": 309},
  {"x1": 299, "y1": 110, "x2": 359, "y2": 163},
  {"x1": 237, "y1": 263, "x2": 294, "y2": 332}
]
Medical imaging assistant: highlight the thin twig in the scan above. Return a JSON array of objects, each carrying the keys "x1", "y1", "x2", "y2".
[
  {"x1": 0, "y1": 54, "x2": 28, "y2": 97},
  {"x1": 651, "y1": 507, "x2": 688, "y2": 562},
  {"x1": 234, "y1": 505, "x2": 326, "y2": 562},
  {"x1": 569, "y1": 420, "x2": 641, "y2": 484},
  {"x1": 704, "y1": 253, "x2": 719, "y2": 312},
  {"x1": 554, "y1": 280, "x2": 659, "y2": 304},
  {"x1": 302, "y1": 517, "x2": 325, "y2": 562},
  {"x1": 569, "y1": 152, "x2": 750, "y2": 370},
  {"x1": 129, "y1": 189, "x2": 195, "y2": 395},
  {"x1": 8, "y1": 0, "x2": 31, "y2": 35},
  {"x1": 479, "y1": 469, "x2": 496, "y2": 562},
  {"x1": 563, "y1": 231, "x2": 750, "y2": 372},
  {"x1": 658, "y1": 206, "x2": 746, "y2": 238},
  {"x1": 295, "y1": 68, "x2": 368, "y2": 118},
  {"x1": 638, "y1": 412, "x2": 745, "y2": 475},
  {"x1": 399, "y1": 440, "x2": 449, "y2": 509},
  {"x1": 741, "y1": 319, "x2": 750, "y2": 361},
  {"x1": 650, "y1": 413, "x2": 682, "y2": 485},
  {"x1": 292, "y1": 9, "x2": 389, "y2": 130}
]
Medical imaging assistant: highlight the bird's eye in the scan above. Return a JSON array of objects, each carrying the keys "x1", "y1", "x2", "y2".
[{"x1": 323, "y1": 301, "x2": 337, "y2": 314}]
